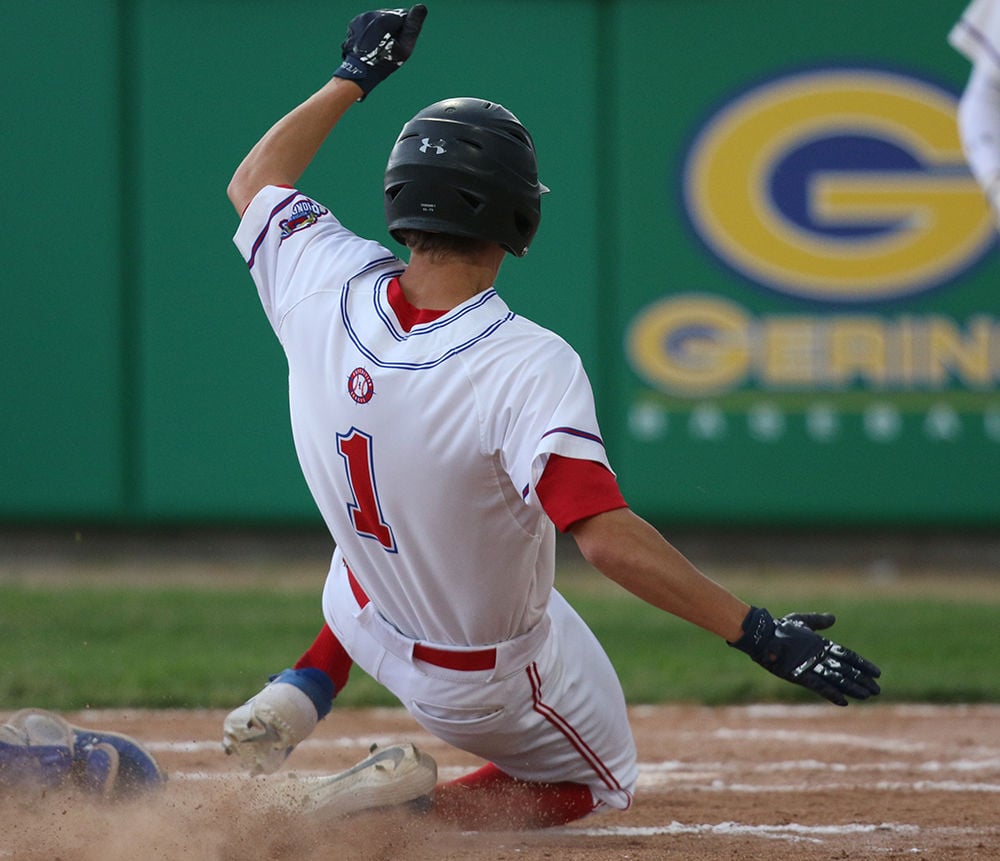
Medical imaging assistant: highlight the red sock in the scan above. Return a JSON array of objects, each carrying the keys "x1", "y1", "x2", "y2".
[
  {"x1": 293, "y1": 624, "x2": 353, "y2": 694},
  {"x1": 432, "y1": 762, "x2": 598, "y2": 830}
]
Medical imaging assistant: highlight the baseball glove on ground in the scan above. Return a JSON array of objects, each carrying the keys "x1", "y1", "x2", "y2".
[{"x1": 0, "y1": 708, "x2": 165, "y2": 800}]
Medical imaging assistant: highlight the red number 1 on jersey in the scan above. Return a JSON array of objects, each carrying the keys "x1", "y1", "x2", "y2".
[{"x1": 336, "y1": 428, "x2": 397, "y2": 552}]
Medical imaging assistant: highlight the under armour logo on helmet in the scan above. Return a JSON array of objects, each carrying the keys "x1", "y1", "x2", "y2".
[{"x1": 419, "y1": 138, "x2": 447, "y2": 155}]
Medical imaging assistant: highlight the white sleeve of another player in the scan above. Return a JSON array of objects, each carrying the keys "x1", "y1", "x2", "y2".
[
  {"x1": 957, "y1": 64, "x2": 1000, "y2": 191},
  {"x1": 485, "y1": 334, "x2": 613, "y2": 510},
  {"x1": 951, "y1": 0, "x2": 1000, "y2": 197},
  {"x1": 950, "y1": 0, "x2": 1000, "y2": 70},
  {"x1": 232, "y1": 185, "x2": 398, "y2": 338}
]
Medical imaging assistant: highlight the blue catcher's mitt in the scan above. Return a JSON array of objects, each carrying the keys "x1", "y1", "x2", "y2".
[{"x1": 0, "y1": 709, "x2": 165, "y2": 800}]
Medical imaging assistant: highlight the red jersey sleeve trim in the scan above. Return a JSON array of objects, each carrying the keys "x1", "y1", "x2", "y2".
[{"x1": 536, "y1": 454, "x2": 628, "y2": 532}]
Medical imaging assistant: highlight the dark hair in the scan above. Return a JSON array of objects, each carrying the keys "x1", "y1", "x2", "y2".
[{"x1": 395, "y1": 229, "x2": 496, "y2": 260}]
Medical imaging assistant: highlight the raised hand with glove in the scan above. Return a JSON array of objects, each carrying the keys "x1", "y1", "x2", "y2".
[
  {"x1": 332, "y1": 5, "x2": 428, "y2": 99},
  {"x1": 729, "y1": 607, "x2": 882, "y2": 706},
  {"x1": 225, "y1": 5, "x2": 428, "y2": 216}
]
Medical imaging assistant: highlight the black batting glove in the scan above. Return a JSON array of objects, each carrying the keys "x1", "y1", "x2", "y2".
[
  {"x1": 729, "y1": 607, "x2": 882, "y2": 706},
  {"x1": 332, "y1": 5, "x2": 428, "y2": 99}
]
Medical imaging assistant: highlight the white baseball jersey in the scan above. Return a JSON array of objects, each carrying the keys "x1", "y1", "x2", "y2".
[
  {"x1": 234, "y1": 185, "x2": 613, "y2": 648},
  {"x1": 950, "y1": 0, "x2": 1000, "y2": 70},
  {"x1": 234, "y1": 184, "x2": 637, "y2": 811}
]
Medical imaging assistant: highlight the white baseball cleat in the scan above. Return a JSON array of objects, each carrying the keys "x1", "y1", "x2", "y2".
[{"x1": 253, "y1": 742, "x2": 438, "y2": 817}]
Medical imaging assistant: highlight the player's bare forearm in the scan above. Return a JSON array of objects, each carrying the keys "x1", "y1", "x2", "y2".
[
  {"x1": 227, "y1": 77, "x2": 363, "y2": 216},
  {"x1": 569, "y1": 508, "x2": 749, "y2": 642}
]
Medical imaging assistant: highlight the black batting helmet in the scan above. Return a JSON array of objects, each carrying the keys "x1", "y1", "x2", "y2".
[{"x1": 383, "y1": 98, "x2": 548, "y2": 257}]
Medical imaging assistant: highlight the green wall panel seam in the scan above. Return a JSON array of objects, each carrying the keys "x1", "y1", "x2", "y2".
[
  {"x1": 117, "y1": 0, "x2": 141, "y2": 520},
  {"x1": 595, "y1": 0, "x2": 623, "y2": 468}
]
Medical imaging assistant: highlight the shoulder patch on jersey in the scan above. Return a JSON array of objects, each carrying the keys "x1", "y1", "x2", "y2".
[
  {"x1": 348, "y1": 367, "x2": 375, "y2": 404},
  {"x1": 279, "y1": 199, "x2": 328, "y2": 240}
]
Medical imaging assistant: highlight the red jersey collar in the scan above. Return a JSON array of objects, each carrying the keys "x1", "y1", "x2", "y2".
[{"x1": 387, "y1": 277, "x2": 449, "y2": 332}]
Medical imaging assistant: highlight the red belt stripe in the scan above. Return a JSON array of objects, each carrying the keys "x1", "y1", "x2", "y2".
[{"x1": 346, "y1": 566, "x2": 497, "y2": 672}]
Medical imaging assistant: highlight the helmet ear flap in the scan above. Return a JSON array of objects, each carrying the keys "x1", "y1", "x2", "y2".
[{"x1": 513, "y1": 210, "x2": 535, "y2": 245}]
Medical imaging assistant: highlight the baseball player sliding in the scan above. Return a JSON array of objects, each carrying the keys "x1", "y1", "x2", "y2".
[
  {"x1": 222, "y1": 5, "x2": 881, "y2": 829},
  {"x1": 952, "y1": 0, "x2": 1000, "y2": 224}
]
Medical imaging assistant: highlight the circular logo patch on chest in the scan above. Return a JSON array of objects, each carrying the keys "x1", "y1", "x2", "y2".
[{"x1": 347, "y1": 367, "x2": 375, "y2": 404}]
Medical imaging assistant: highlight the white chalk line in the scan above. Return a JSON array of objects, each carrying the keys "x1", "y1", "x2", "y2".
[
  {"x1": 167, "y1": 768, "x2": 1000, "y2": 795},
  {"x1": 117, "y1": 767, "x2": 1000, "y2": 850},
  {"x1": 712, "y1": 727, "x2": 928, "y2": 753},
  {"x1": 1, "y1": 820, "x2": 994, "y2": 853},
  {"x1": 557, "y1": 821, "x2": 1000, "y2": 846},
  {"x1": 148, "y1": 728, "x2": 1000, "y2": 763},
  {"x1": 148, "y1": 733, "x2": 1000, "y2": 796},
  {"x1": 628, "y1": 703, "x2": 1000, "y2": 723}
]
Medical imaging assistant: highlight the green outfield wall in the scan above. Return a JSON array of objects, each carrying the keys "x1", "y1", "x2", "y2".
[{"x1": 2, "y1": 0, "x2": 995, "y2": 527}]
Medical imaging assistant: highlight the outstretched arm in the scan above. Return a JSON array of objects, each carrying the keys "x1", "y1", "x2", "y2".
[
  {"x1": 570, "y1": 507, "x2": 881, "y2": 706},
  {"x1": 570, "y1": 507, "x2": 749, "y2": 641},
  {"x1": 226, "y1": 4, "x2": 428, "y2": 216}
]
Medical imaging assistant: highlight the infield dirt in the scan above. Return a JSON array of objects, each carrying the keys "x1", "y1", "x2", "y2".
[
  {"x1": 3, "y1": 530, "x2": 999, "y2": 858},
  {"x1": 1, "y1": 703, "x2": 998, "y2": 860}
]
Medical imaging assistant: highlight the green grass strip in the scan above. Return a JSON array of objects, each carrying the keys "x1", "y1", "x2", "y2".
[{"x1": 1, "y1": 569, "x2": 997, "y2": 711}]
